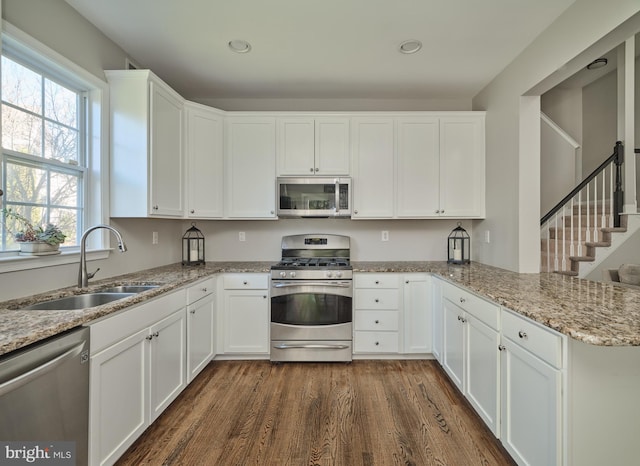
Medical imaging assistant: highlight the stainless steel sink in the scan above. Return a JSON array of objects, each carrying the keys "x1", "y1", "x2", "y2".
[
  {"x1": 101, "y1": 285, "x2": 160, "y2": 294},
  {"x1": 23, "y1": 292, "x2": 136, "y2": 311}
]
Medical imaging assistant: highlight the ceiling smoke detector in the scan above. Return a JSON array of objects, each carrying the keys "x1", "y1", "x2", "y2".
[
  {"x1": 586, "y1": 58, "x2": 607, "y2": 70},
  {"x1": 398, "y1": 40, "x2": 422, "y2": 54},
  {"x1": 228, "y1": 40, "x2": 252, "y2": 53}
]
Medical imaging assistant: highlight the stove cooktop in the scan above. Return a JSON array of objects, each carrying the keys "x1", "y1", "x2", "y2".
[{"x1": 272, "y1": 257, "x2": 351, "y2": 269}]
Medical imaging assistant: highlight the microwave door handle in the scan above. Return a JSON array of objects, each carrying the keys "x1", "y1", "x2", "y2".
[{"x1": 335, "y1": 180, "x2": 340, "y2": 214}]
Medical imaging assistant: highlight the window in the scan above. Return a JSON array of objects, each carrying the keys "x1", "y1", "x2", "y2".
[
  {"x1": 0, "y1": 24, "x2": 108, "y2": 272},
  {"x1": 1, "y1": 55, "x2": 85, "y2": 250}
]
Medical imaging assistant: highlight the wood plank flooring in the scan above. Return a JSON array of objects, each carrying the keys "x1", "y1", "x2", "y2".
[{"x1": 116, "y1": 360, "x2": 515, "y2": 466}]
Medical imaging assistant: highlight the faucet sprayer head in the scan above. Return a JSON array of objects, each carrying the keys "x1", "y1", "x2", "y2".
[{"x1": 118, "y1": 241, "x2": 128, "y2": 253}]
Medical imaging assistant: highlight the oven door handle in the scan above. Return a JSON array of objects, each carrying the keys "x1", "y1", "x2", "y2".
[
  {"x1": 272, "y1": 282, "x2": 351, "y2": 288},
  {"x1": 273, "y1": 343, "x2": 351, "y2": 350}
]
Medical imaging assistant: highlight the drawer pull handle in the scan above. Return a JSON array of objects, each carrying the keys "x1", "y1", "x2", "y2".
[
  {"x1": 461, "y1": 317, "x2": 467, "y2": 323},
  {"x1": 146, "y1": 335, "x2": 154, "y2": 341},
  {"x1": 498, "y1": 345, "x2": 506, "y2": 351},
  {"x1": 375, "y1": 298, "x2": 379, "y2": 303},
  {"x1": 375, "y1": 320, "x2": 380, "y2": 324},
  {"x1": 153, "y1": 331, "x2": 159, "y2": 338},
  {"x1": 518, "y1": 331, "x2": 528, "y2": 339},
  {"x1": 202, "y1": 287, "x2": 207, "y2": 292},
  {"x1": 375, "y1": 280, "x2": 380, "y2": 284},
  {"x1": 460, "y1": 297, "x2": 466, "y2": 303},
  {"x1": 190, "y1": 309, "x2": 196, "y2": 314},
  {"x1": 375, "y1": 341, "x2": 380, "y2": 346},
  {"x1": 243, "y1": 281, "x2": 248, "y2": 285},
  {"x1": 406, "y1": 280, "x2": 409, "y2": 284}
]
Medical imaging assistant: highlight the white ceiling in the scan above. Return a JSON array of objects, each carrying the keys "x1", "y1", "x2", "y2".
[{"x1": 65, "y1": 0, "x2": 575, "y2": 101}]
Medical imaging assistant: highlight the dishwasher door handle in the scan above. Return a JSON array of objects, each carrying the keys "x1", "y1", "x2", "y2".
[
  {"x1": 0, "y1": 341, "x2": 85, "y2": 396},
  {"x1": 273, "y1": 343, "x2": 350, "y2": 350}
]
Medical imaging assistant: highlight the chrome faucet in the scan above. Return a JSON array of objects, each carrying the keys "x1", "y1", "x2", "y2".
[{"x1": 78, "y1": 224, "x2": 127, "y2": 288}]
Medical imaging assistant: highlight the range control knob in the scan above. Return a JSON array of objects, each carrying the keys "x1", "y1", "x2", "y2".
[
  {"x1": 279, "y1": 271, "x2": 286, "y2": 278},
  {"x1": 326, "y1": 271, "x2": 334, "y2": 278},
  {"x1": 289, "y1": 271, "x2": 296, "y2": 278},
  {"x1": 335, "y1": 271, "x2": 343, "y2": 278}
]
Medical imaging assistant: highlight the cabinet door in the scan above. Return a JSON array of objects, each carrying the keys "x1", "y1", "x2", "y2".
[
  {"x1": 431, "y1": 278, "x2": 443, "y2": 363},
  {"x1": 223, "y1": 290, "x2": 269, "y2": 353},
  {"x1": 277, "y1": 118, "x2": 315, "y2": 175},
  {"x1": 466, "y1": 314, "x2": 500, "y2": 436},
  {"x1": 90, "y1": 329, "x2": 149, "y2": 466},
  {"x1": 501, "y1": 339, "x2": 562, "y2": 466},
  {"x1": 439, "y1": 116, "x2": 485, "y2": 217},
  {"x1": 149, "y1": 309, "x2": 186, "y2": 422},
  {"x1": 351, "y1": 118, "x2": 395, "y2": 218},
  {"x1": 315, "y1": 118, "x2": 350, "y2": 175},
  {"x1": 149, "y1": 80, "x2": 184, "y2": 216},
  {"x1": 396, "y1": 117, "x2": 440, "y2": 217},
  {"x1": 185, "y1": 103, "x2": 224, "y2": 218},
  {"x1": 403, "y1": 274, "x2": 432, "y2": 353},
  {"x1": 442, "y1": 298, "x2": 464, "y2": 391},
  {"x1": 187, "y1": 293, "x2": 215, "y2": 382},
  {"x1": 225, "y1": 117, "x2": 276, "y2": 218}
]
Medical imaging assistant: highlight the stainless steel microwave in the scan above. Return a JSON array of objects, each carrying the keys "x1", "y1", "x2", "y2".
[{"x1": 277, "y1": 177, "x2": 351, "y2": 218}]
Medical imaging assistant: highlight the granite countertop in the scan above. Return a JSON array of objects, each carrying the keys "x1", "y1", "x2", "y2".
[{"x1": 2, "y1": 260, "x2": 640, "y2": 357}]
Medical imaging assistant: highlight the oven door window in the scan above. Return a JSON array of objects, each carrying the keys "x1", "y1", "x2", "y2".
[{"x1": 271, "y1": 293, "x2": 352, "y2": 326}]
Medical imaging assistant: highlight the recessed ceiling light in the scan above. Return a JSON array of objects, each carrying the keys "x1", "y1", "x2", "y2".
[
  {"x1": 228, "y1": 40, "x2": 251, "y2": 53},
  {"x1": 586, "y1": 58, "x2": 607, "y2": 70},
  {"x1": 398, "y1": 39, "x2": 422, "y2": 54}
]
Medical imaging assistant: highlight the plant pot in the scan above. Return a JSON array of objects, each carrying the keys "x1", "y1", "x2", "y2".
[{"x1": 18, "y1": 242, "x2": 61, "y2": 256}]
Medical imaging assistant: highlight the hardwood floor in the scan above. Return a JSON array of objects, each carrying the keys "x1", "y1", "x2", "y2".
[{"x1": 116, "y1": 360, "x2": 515, "y2": 466}]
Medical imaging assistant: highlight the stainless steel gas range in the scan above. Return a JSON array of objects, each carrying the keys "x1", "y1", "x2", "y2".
[{"x1": 270, "y1": 234, "x2": 353, "y2": 362}]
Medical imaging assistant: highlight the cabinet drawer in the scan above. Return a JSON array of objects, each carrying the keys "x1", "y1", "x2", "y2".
[
  {"x1": 223, "y1": 273, "x2": 268, "y2": 290},
  {"x1": 442, "y1": 282, "x2": 499, "y2": 330},
  {"x1": 502, "y1": 309, "x2": 563, "y2": 368},
  {"x1": 355, "y1": 273, "x2": 401, "y2": 289},
  {"x1": 355, "y1": 289, "x2": 399, "y2": 310},
  {"x1": 355, "y1": 310, "x2": 399, "y2": 331},
  {"x1": 354, "y1": 331, "x2": 399, "y2": 353},
  {"x1": 186, "y1": 277, "x2": 215, "y2": 305}
]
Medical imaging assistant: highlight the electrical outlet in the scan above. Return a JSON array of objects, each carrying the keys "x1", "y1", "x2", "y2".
[
  {"x1": 239, "y1": 231, "x2": 246, "y2": 242},
  {"x1": 381, "y1": 230, "x2": 389, "y2": 242},
  {"x1": 152, "y1": 231, "x2": 158, "y2": 244}
]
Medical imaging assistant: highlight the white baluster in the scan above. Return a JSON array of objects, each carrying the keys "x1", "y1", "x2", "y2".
[
  {"x1": 561, "y1": 205, "x2": 567, "y2": 272},
  {"x1": 577, "y1": 191, "x2": 582, "y2": 256},
  {"x1": 609, "y1": 165, "x2": 614, "y2": 228},
  {"x1": 569, "y1": 199, "x2": 575, "y2": 257},
  {"x1": 601, "y1": 171, "x2": 606, "y2": 231},
  {"x1": 586, "y1": 184, "x2": 591, "y2": 242},
  {"x1": 593, "y1": 176, "x2": 599, "y2": 242},
  {"x1": 554, "y1": 212, "x2": 559, "y2": 272}
]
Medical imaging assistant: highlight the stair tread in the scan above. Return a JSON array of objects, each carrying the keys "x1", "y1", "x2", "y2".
[
  {"x1": 584, "y1": 241, "x2": 611, "y2": 247},
  {"x1": 555, "y1": 270, "x2": 579, "y2": 276},
  {"x1": 569, "y1": 255, "x2": 595, "y2": 262}
]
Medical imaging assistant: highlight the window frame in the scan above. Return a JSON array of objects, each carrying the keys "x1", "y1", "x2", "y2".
[{"x1": 0, "y1": 21, "x2": 111, "y2": 272}]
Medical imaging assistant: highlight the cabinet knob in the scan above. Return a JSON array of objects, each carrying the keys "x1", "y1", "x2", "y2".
[
  {"x1": 153, "y1": 205, "x2": 159, "y2": 210},
  {"x1": 441, "y1": 210, "x2": 445, "y2": 213},
  {"x1": 263, "y1": 295, "x2": 267, "y2": 299},
  {"x1": 498, "y1": 344, "x2": 506, "y2": 351},
  {"x1": 153, "y1": 331, "x2": 159, "y2": 338},
  {"x1": 190, "y1": 209, "x2": 195, "y2": 214},
  {"x1": 518, "y1": 331, "x2": 528, "y2": 339},
  {"x1": 202, "y1": 287, "x2": 207, "y2": 292},
  {"x1": 243, "y1": 281, "x2": 248, "y2": 285},
  {"x1": 146, "y1": 334, "x2": 154, "y2": 341},
  {"x1": 310, "y1": 168, "x2": 314, "y2": 172},
  {"x1": 374, "y1": 298, "x2": 379, "y2": 303},
  {"x1": 354, "y1": 210, "x2": 358, "y2": 215},
  {"x1": 375, "y1": 320, "x2": 380, "y2": 324},
  {"x1": 270, "y1": 210, "x2": 275, "y2": 215},
  {"x1": 375, "y1": 341, "x2": 380, "y2": 346},
  {"x1": 459, "y1": 297, "x2": 466, "y2": 303},
  {"x1": 435, "y1": 210, "x2": 440, "y2": 214},
  {"x1": 405, "y1": 280, "x2": 409, "y2": 284},
  {"x1": 314, "y1": 167, "x2": 319, "y2": 172},
  {"x1": 375, "y1": 280, "x2": 379, "y2": 284},
  {"x1": 190, "y1": 309, "x2": 196, "y2": 314}
]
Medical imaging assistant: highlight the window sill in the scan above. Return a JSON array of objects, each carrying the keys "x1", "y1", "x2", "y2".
[{"x1": 0, "y1": 249, "x2": 111, "y2": 273}]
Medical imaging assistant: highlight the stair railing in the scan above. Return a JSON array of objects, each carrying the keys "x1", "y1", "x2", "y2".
[{"x1": 541, "y1": 141, "x2": 624, "y2": 273}]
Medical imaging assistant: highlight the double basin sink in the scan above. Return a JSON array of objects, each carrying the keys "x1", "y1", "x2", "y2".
[{"x1": 23, "y1": 285, "x2": 160, "y2": 311}]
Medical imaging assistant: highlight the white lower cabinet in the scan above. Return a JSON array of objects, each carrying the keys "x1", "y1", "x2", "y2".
[
  {"x1": 441, "y1": 282, "x2": 500, "y2": 436},
  {"x1": 186, "y1": 278, "x2": 216, "y2": 381},
  {"x1": 500, "y1": 309, "x2": 563, "y2": 466},
  {"x1": 221, "y1": 274, "x2": 270, "y2": 355},
  {"x1": 403, "y1": 274, "x2": 431, "y2": 353},
  {"x1": 89, "y1": 290, "x2": 186, "y2": 466}
]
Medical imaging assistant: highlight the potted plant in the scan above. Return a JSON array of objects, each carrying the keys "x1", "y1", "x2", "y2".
[{"x1": 2, "y1": 208, "x2": 66, "y2": 255}]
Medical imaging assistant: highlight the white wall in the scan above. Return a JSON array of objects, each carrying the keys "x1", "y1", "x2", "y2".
[
  {"x1": 473, "y1": 0, "x2": 640, "y2": 272},
  {"x1": 193, "y1": 219, "x2": 471, "y2": 262}
]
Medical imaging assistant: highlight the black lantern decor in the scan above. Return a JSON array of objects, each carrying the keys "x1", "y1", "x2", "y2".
[
  {"x1": 182, "y1": 223, "x2": 205, "y2": 266},
  {"x1": 448, "y1": 222, "x2": 470, "y2": 264}
]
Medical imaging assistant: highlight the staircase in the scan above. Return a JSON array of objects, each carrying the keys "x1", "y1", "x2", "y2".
[
  {"x1": 541, "y1": 141, "x2": 625, "y2": 276},
  {"x1": 541, "y1": 205, "x2": 628, "y2": 275}
]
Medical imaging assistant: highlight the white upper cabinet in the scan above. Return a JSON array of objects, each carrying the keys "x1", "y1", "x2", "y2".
[
  {"x1": 277, "y1": 117, "x2": 350, "y2": 176},
  {"x1": 439, "y1": 116, "x2": 485, "y2": 218},
  {"x1": 225, "y1": 116, "x2": 277, "y2": 218},
  {"x1": 396, "y1": 117, "x2": 440, "y2": 217},
  {"x1": 184, "y1": 102, "x2": 224, "y2": 218},
  {"x1": 351, "y1": 117, "x2": 395, "y2": 218},
  {"x1": 106, "y1": 70, "x2": 184, "y2": 218}
]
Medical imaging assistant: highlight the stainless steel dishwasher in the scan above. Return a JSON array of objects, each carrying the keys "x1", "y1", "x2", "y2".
[{"x1": 0, "y1": 327, "x2": 89, "y2": 465}]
